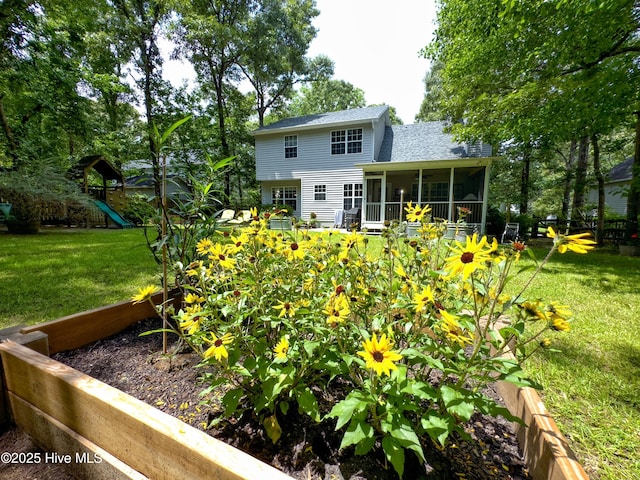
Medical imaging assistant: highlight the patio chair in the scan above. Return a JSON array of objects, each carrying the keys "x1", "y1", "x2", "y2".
[
  {"x1": 214, "y1": 209, "x2": 235, "y2": 224},
  {"x1": 501, "y1": 222, "x2": 519, "y2": 244},
  {"x1": 228, "y1": 209, "x2": 252, "y2": 224}
]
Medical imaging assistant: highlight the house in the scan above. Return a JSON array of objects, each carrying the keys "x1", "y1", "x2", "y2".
[
  {"x1": 588, "y1": 157, "x2": 633, "y2": 216},
  {"x1": 252, "y1": 105, "x2": 494, "y2": 231}
]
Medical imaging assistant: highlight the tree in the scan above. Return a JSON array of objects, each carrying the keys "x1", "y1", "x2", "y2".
[
  {"x1": 415, "y1": 60, "x2": 446, "y2": 122},
  {"x1": 427, "y1": 0, "x2": 640, "y2": 230},
  {"x1": 287, "y1": 78, "x2": 365, "y2": 117},
  {"x1": 238, "y1": 0, "x2": 331, "y2": 126}
]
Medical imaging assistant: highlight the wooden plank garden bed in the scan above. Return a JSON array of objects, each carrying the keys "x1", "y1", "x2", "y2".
[{"x1": 0, "y1": 297, "x2": 588, "y2": 480}]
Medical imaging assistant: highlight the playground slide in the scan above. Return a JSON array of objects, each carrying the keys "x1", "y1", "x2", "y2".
[{"x1": 94, "y1": 200, "x2": 135, "y2": 229}]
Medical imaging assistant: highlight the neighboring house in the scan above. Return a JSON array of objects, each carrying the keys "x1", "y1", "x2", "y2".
[
  {"x1": 588, "y1": 157, "x2": 633, "y2": 216},
  {"x1": 125, "y1": 174, "x2": 191, "y2": 204},
  {"x1": 252, "y1": 105, "x2": 494, "y2": 231}
]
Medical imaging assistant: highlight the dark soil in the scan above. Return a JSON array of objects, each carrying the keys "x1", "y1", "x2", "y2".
[{"x1": 7, "y1": 318, "x2": 530, "y2": 479}]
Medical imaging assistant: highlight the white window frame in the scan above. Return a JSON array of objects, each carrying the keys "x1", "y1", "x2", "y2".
[
  {"x1": 272, "y1": 186, "x2": 297, "y2": 210},
  {"x1": 314, "y1": 184, "x2": 327, "y2": 201},
  {"x1": 343, "y1": 182, "x2": 363, "y2": 210},
  {"x1": 284, "y1": 135, "x2": 297, "y2": 159},
  {"x1": 331, "y1": 128, "x2": 362, "y2": 155}
]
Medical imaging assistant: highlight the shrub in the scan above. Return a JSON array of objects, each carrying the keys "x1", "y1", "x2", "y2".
[{"x1": 136, "y1": 203, "x2": 595, "y2": 477}]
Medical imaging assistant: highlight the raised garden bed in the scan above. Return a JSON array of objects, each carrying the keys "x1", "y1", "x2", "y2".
[{"x1": 0, "y1": 297, "x2": 588, "y2": 480}]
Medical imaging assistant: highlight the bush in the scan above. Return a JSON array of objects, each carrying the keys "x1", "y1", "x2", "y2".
[{"x1": 136, "y1": 203, "x2": 594, "y2": 477}]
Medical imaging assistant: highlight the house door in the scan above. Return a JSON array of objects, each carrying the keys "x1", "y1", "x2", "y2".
[{"x1": 365, "y1": 177, "x2": 383, "y2": 222}]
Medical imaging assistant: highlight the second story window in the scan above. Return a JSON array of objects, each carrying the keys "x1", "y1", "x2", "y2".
[
  {"x1": 331, "y1": 128, "x2": 362, "y2": 155},
  {"x1": 284, "y1": 135, "x2": 297, "y2": 158}
]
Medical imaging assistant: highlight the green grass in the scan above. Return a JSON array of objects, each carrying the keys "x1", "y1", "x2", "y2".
[
  {"x1": 0, "y1": 228, "x2": 159, "y2": 328},
  {"x1": 506, "y1": 244, "x2": 640, "y2": 480},
  {"x1": 0, "y1": 228, "x2": 638, "y2": 479}
]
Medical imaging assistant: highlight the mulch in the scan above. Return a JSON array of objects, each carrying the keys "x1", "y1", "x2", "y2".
[{"x1": 2, "y1": 318, "x2": 531, "y2": 479}]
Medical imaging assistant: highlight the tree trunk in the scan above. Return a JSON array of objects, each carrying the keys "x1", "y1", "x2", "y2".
[
  {"x1": 0, "y1": 95, "x2": 19, "y2": 165},
  {"x1": 592, "y1": 134, "x2": 605, "y2": 245},
  {"x1": 519, "y1": 148, "x2": 531, "y2": 214},
  {"x1": 625, "y1": 111, "x2": 640, "y2": 240},
  {"x1": 561, "y1": 140, "x2": 577, "y2": 219},
  {"x1": 570, "y1": 135, "x2": 590, "y2": 226}
]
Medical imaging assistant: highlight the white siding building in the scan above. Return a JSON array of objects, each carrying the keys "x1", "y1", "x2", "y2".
[{"x1": 252, "y1": 106, "x2": 495, "y2": 231}]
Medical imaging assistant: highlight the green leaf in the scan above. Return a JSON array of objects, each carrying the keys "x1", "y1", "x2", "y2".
[
  {"x1": 382, "y1": 436, "x2": 405, "y2": 478},
  {"x1": 326, "y1": 392, "x2": 370, "y2": 431},
  {"x1": 421, "y1": 411, "x2": 454, "y2": 446},
  {"x1": 354, "y1": 435, "x2": 376, "y2": 456},
  {"x1": 159, "y1": 115, "x2": 192, "y2": 144},
  {"x1": 440, "y1": 385, "x2": 475, "y2": 421},
  {"x1": 263, "y1": 414, "x2": 282, "y2": 444},
  {"x1": 295, "y1": 386, "x2": 320, "y2": 422},
  {"x1": 222, "y1": 388, "x2": 244, "y2": 417},
  {"x1": 390, "y1": 418, "x2": 426, "y2": 463},
  {"x1": 339, "y1": 418, "x2": 374, "y2": 450}
]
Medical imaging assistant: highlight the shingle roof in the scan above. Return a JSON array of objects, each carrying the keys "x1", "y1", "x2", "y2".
[
  {"x1": 608, "y1": 157, "x2": 634, "y2": 182},
  {"x1": 253, "y1": 105, "x2": 389, "y2": 134},
  {"x1": 377, "y1": 122, "x2": 484, "y2": 162}
]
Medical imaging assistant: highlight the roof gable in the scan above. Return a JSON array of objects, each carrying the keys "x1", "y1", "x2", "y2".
[{"x1": 252, "y1": 105, "x2": 390, "y2": 135}]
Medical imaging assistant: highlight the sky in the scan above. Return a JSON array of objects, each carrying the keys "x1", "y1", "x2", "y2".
[
  {"x1": 163, "y1": 1, "x2": 438, "y2": 124},
  {"x1": 307, "y1": 0, "x2": 438, "y2": 123}
]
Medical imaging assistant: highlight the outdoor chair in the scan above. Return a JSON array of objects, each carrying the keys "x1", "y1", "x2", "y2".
[
  {"x1": 501, "y1": 222, "x2": 520, "y2": 244},
  {"x1": 228, "y1": 210, "x2": 252, "y2": 224},
  {"x1": 214, "y1": 209, "x2": 235, "y2": 224}
]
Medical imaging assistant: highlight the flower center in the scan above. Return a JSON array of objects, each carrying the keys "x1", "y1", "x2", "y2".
[
  {"x1": 460, "y1": 252, "x2": 474, "y2": 264},
  {"x1": 214, "y1": 339, "x2": 223, "y2": 347},
  {"x1": 291, "y1": 243, "x2": 299, "y2": 251},
  {"x1": 372, "y1": 351, "x2": 384, "y2": 362},
  {"x1": 218, "y1": 254, "x2": 226, "y2": 261}
]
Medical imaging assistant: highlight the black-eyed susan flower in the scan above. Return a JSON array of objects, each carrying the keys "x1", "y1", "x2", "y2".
[
  {"x1": 546, "y1": 227, "x2": 596, "y2": 254},
  {"x1": 412, "y1": 285, "x2": 434, "y2": 312},
  {"x1": 273, "y1": 336, "x2": 289, "y2": 360},
  {"x1": 273, "y1": 300, "x2": 297, "y2": 318},
  {"x1": 208, "y1": 243, "x2": 236, "y2": 270},
  {"x1": 203, "y1": 332, "x2": 233, "y2": 361},
  {"x1": 184, "y1": 292, "x2": 205, "y2": 304},
  {"x1": 357, "y1": 333, "x2": 403, "y2": 376},
  {"x1": 179, "y1": 305, "x2": 203, "y2": 334},
  {"x1": 520, "y1": 300, "x2": 548, "y2": 321},
  {"x1": 445, "y1": 233, "x2": 496, "y2": 280},
  {"x1": 131, "y1": 285, "x2": 158, "y2": 304},
  {"x1": 323, "y1": 294, "x2": 351, "y2": 325},
  {"x1": 196, "y1": 238, "x2": 214, "y2": 255},
  {"x1": 404, "y1": 202, "x2": 431, "y2": 222},
  {"x1": 438, "y1": 309, "x2": 473, "y2": 347}
]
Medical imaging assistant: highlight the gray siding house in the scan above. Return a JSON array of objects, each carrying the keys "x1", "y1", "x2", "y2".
[
  {"x1": 252, "y1": 105, "x2": 494, "y2": 231},
  {"x1": 588, "y1": 157, "x2": 633, "y2": 216}
]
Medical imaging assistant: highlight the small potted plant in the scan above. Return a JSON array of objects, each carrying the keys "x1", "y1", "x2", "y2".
[{"x1": 267, "y1": 204, "x2": 293, "y2": 231}]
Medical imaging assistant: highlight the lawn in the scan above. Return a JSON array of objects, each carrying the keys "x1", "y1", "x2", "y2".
[
  {"x1": 0, "y1": 227, "x2": 159, "y2": 328},
  {"x1": 0, "y1": 227, "x2": 638, "y2": 479}
]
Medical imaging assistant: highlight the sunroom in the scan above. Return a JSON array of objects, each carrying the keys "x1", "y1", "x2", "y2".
[{"x1": 357, "y1": 158, "x2": 492, "y2": 233}]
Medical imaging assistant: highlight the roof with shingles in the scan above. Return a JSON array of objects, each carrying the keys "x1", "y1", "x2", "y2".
[
  {"x1": 252, "y1": 105, "x2": 389, "y2": 134},
  {"x1": 377, "y1": 122, "x2": 470, "y2": 162},
  {"x1": 608, "y1": 157, "x2": 634, "y2": 182}
]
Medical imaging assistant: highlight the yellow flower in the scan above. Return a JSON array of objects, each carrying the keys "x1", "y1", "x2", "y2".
[
  {"x1": 520, "y1": 300, "x2": 548, "y2": 320},
  {"x1": 546, "y1": 227, "x2": 596, "y2": 254},
  {"x1": 404, "y1": 202, "x2": 431, "y2": 222},
  {"x1": 203, "y1": 332, "x2": 234, "y2": 361},
  {"x1": 546, "y1": 302, "x2": 572, "y2": 332},
  {"x1": 273, "y1": 337, "x2": 289, "y2": 360},
  {"x1": 273, "y1": 300, "x2": 297, "y2": 318},
  {"x1": 445, "y1": 233, "x2": 495, "y2": 280},
  {"x1": 412, "y1": 285, "x2": 434, "y2": 312},
  {"x1": 131, "y1": 285, "x2": 157, "y2": 304},
  {"x1": 179, "y1": 306, "x2": 203, "y2": 334},
  {"x1": 357, "y1": 333, "x2": 403, "y2": 376},
  {"x1": 438, "y1": 309, "x2": 473, "y2": 347},
  {"x1": 196, "y1": 238, "x2": 214, "y2": 255},
  {"x1": 208, "y1": 243, "x2": 236, "y2": 270},
  {"x1": 184, "y1": 293, "x2": 205, "y2": 304},
  {"x1": 323, "y1": 294, "x2": 351, "y2": 325}
]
